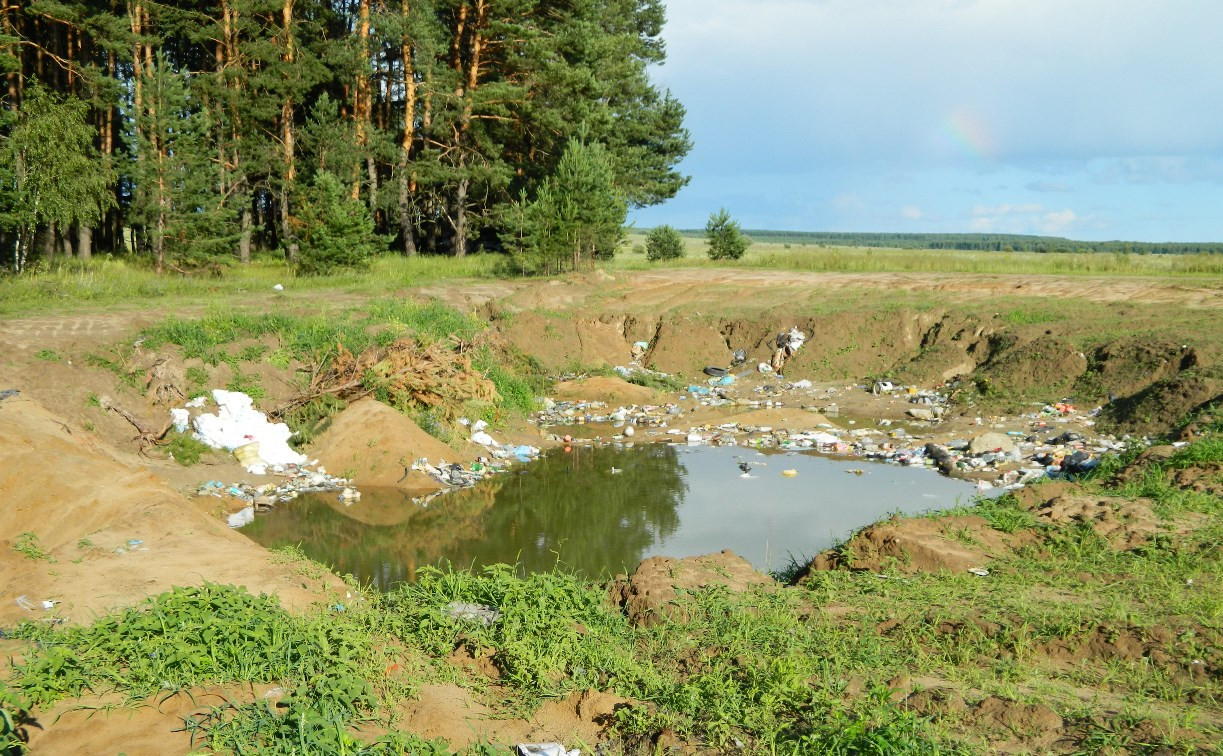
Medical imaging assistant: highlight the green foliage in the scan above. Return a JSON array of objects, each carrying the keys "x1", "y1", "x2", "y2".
[
  {"x1": 645, "y1": 225, "x2": 685, "y2": 261},
  {"x1": 12, "y1": 532, "x2": 53, "y2": 562},
  {"x1": 0, "y1": 83, "x2": 116, "y2": 272},
  {"x1": 161, "y1": 432, "x2": 212, "y2": 466},
  {"x1": 705, "y1": 208, "x2": 750, "y2": 261},
  {"x1": 34, "y1": 349, "x2": 59, "y2": 361},
  {"x1": 499, "y1": 136, "x2": 626, "y2": 274},
  {"x1": 294, "y1": 172, "x2": 386, "y2": 276}
]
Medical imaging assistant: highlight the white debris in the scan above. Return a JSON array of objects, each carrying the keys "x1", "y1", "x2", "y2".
[
  {"x1": 189, "y1": 389, "x2": 307, "y2": 473},
  {"x1": 227, "y1": 506, "x2": 255, "y2": 528}
]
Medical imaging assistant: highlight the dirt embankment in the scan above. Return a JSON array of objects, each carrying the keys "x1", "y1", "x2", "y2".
[{"x1": 1, "y1": 269, "x2": 1221, "y2": 752}]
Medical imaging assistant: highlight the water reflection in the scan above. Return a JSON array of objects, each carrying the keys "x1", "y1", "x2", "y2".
[
  {"x1": 243, "y1": 444, "x2": 687, "y2": 589},
  {"x1": 242, "y1": 443, "x2": 980, "y2": 590}
]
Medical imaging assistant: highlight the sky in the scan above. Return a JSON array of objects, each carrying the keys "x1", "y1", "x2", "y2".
[{"x1": 628, "y1": 0, "x2": 1223, "y2": 242}]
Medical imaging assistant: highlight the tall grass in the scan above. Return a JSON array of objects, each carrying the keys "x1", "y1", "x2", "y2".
[
  {"x1": 615, "y1": 234, "x2": 1223, "y2": 278},
  {"x1": 0, "y1": 254, "x2": 500, "y2": 317}
]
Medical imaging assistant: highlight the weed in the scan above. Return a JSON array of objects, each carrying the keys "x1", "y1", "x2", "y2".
[
  {"x1": 35, "y1": 349, "x2": 60, "y2": 361},
  {"x1": 12, "y1": 532, "x2": 54, "y2": 562},
  {"x1": 162, "y1": 432, "x2": 214, "y2": 466}
]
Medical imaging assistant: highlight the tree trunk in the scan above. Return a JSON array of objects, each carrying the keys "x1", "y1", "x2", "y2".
[
  {"x1": 78, "y1": 225, "x2": 93, "y2": 260},
  {"x1": 42, "y1": 221, "x2": 57, "y2": 260},
  {"x1": 452, "y1": 176, "x2": 467, "y2": 258},
  {"x1": 353, "y1": 0, "x2": 371, "y2": 201},
  {"x1": 239, "y1": 205, "x2": 252, "y2": 264},
  {"x1": 280, "y1": 0, "x2": 298, "y2": 262},
  {"x1": 61, "y1": 227, "x2": 75, "y2": 259},
  {"x1": 397, "y1": 154, "x2": 417, "y2": 256}
]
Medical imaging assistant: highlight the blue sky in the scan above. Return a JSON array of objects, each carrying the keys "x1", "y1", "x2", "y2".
[{"x1": 629, "y1": 0, "x2": 1223, "y2": 242}]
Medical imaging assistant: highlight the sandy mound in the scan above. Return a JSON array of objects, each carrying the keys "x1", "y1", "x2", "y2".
[
  {"x1": 723, "y1": 407, "x2": 831, "y2": 430},
  {"x1": 806, "y1": 515, "x2": 1025, "y2": 575},
  {"x1": 646, "y1": 316, "x2": 731, "y2": 375},
  {"x1": 0, "y1": 396, "x2": 338, "y2": 625},
  {"x1": 608, "y1": 550, "x2": 775, "y2": 627},
  {"x1": 395, "y1": 684, "x2": 635, "y2": 749},
  {"x1": 552, "y1": 376, "x2": 661, "y2": 405},
  {"x1": 308, "y1": 398, "x2": 473, "y2": 488},
  {"x1": 499, "y1": 312, "x2": 631, "y2": 371}
]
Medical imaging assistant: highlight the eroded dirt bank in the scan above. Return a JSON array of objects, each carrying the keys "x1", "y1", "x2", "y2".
[{"x1": 1, "y1": 268, "x2": 1221, "y2": 753}]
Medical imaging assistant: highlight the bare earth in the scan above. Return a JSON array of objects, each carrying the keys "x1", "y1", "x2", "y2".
[{"x1": 2, "y1": 268, "x2": 1221, "y2": 752}]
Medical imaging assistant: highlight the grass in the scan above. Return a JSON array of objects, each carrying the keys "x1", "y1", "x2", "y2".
[
  {"x1": 3, "y1": 434, "x2": 1220, "y2": 752},
  {"x1": 0, "y1": 254, "x2": 500, "y2": 318},
  {"x1": 614, "y1": 233, "x2": 1223, "y2": 278},
  {"x1": 11, "y1": 532, "x2": 54, "y2": 562},
  {"x1": 162, "y1": 432, "x2": 216, "y2": 466},
  {"x1": 117, "y1": 298, "x2": 546, "y2": 446}
]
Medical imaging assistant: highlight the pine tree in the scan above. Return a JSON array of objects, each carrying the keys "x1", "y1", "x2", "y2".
[
  {"x1": 645, "y1": 225, "x2": 684, "y2": 261},
  {"x1": 705, "y1": 208, "x2": 749, "y2": 261}
]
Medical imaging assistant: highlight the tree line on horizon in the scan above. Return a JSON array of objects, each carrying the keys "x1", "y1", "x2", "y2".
[
  {"x1": 668, "y1": 230, "x2": 1223, "y2": 256},
  {"x1": 0, "y1": 0, "x2": 690, "y2": 274}
]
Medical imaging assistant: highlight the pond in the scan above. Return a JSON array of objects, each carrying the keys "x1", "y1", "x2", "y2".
[{"x1": 241, "y1": 443, "x2": 986, "y2": 590}]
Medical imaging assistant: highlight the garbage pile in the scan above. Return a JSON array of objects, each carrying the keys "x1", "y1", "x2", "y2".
[
  {"x1": 534, "y1": 400, "x2": 683, "y2": 432},
  {"x1": 196, "y1": 466, "x2": 356, "y2": 528},
  {"x1": 172, "y1": 389, "x2": 307, "y2": 474}
]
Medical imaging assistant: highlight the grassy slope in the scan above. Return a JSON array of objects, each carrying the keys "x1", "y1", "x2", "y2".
[{"x1": 3, "y1": 432, "x2": 1220, "y2": 754}]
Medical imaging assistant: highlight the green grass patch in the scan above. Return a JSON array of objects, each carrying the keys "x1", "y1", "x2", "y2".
[
  {"x1": 11, "y1": 532, "x2": 54, "y2": 562},
  {"x1": 162, "y1": 431, "x2": 215, "y2": 466}
]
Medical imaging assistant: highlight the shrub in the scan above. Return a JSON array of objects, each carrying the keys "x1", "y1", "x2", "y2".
[
  {"x1": 705, "y1": 208, "x2": 749, "y2": 260},
  {"x1": 294, "y1": 172, "x2": 386, "y2": 276},
  {"x1": 645, "y1": 225, "x2": 685, "y2": 261}
]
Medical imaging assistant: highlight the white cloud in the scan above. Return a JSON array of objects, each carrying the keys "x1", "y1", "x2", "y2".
[
  {"x1": 901, "y1": 205, "x2": 924, "y2": 220},
  {"x1": 1038, "y1": 209, "x2": 1078, "y2": 235},
  {"x1": 972, "y1": 203, "x2": 1043, "y2": 217}
]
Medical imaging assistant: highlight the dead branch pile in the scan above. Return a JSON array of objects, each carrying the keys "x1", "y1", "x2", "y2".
[{"x1": 278, "y1": 338, "x2": 500, "y2": 418}]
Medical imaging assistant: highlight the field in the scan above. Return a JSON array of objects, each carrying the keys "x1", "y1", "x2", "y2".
[{"x1": 2, "y1": 255, "x2": 1222, "y2": 753}]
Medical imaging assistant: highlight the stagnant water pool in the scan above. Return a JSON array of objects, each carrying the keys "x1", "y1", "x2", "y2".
[{"x1": 241, "y1": 443, "x2": 986, "y2": 590}]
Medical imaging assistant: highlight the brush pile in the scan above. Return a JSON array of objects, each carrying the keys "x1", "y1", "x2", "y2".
[{"x1": 281, "y1": 337, "x2": 499, "y2": 418}]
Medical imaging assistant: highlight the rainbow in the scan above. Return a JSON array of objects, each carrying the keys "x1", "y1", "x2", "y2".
[{"x1": 940, "y1": 108, "x2": 996, "y2": 160}]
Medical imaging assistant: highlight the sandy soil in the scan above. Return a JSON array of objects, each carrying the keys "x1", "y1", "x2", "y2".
[{"x1": 2, "y1": 268, "x2": 1221, "y2": 751}]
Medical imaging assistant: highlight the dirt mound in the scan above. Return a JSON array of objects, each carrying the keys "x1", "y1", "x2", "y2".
[
  {"x1": 1084, "y1": 338, "x2": 1203, "y2": 400},
  {"x1": 805, "y1": 515, "x2": 1024, "y2": 575},
  {"x1": 905, "y1": 691, "x2": 1066, "y2": 751},
  {"x1": 722, "y1": 406, "x2": 831, "y2": 430},
  {"x1": 395, "y1": 684, "x2": 635, "y2": 750},
  {"x1": 498, "y1": 312, "x2": 631, "y2": 371},
  {"x1": 552, "y1": 376, "x2": 661, "y2": 405},
  {"x1": 608, "y1": 550, "x2": 775, "y2": 627},
  {"x1": 646, "y1": 316, "x2": 731, "y2": 375},
  {"x1": 978, "y1": 335, "x2": 1088, "y2": 397},
  {"x1": 23, "y1": 684, "x2": 282, "y2": 754},
  {"x1": 1029, "y1": 494, "x2": 1163, "y2": 550},
  {"x1": 308, "y1": 398, "x2": 472, "y2": 488},
  {"x1": 0, "y1": 396, "x2": 338, "y2": 625},
  {"x1": 1100, "y1": 374, "x2": 1223, "y2": 436},
  {"x1": 1036, "y1": 622, "x2": 1222, "y2": 682}
]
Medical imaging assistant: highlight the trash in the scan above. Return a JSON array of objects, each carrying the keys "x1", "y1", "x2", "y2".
[
  {"x1": 630, "y1": 341, "x2": 649, "y2": 362},
  {"x1": 703, "y1": 366, "x2": 729, "y2": 377},
  {"x1": 273, "y1": 283, "x2": 284, "y2": 291},
  {"x1": 227, "y1": 507, "x2": 255, "y2": 528},
  {"x1": 471, "y1": 430, "x2": 497, "y2": 446},
  {"x1": 789, "y1": 379, "x2": 813, "y2": 389},
  {"x1": 15, "y1": 595, "x2": 36, "y2": 611},
  {"x1": 0, "y1": 389, "x2": 19, "y2": 402},
  {"x1": 444, "y1": 601, "x2": 501, "y2": 626},
  {"x1": 184, "y1": 396, "x2": 207, "y2": 408},
  {"x1": 872, "y1": 381, "x2": 895, "y2": 394},
  {"x1": 770, "y1": 326, "x2": 806, "y2": 373},
  {"x1": 731, "y1": 349, "x2": 747, "y2": 366},
  {"x1": 472, "y1": 419, "x2": 489, "y2": 432},
  {"x1": 516, "y1": 744, "x2": 579, "y2": 756},
  {"x1": 41, "y1": 600, "x2": 56, "y2": 610},
  {"x1": 338, "y1": 487, "x2": 361, "y2": 502},
  {"x1": 623, "y1": 425, "x2": 635, "y2": 437},
  {"x1": 189, "y1": 390, "x2": 307, "y2": 473},
  {"x1": 781, "y1": 469, "x2": 798, "y2": 477},
  {"x1": 968, "y1": 568, "x2": 990, "y2": 577},
  {"x1": 757, "y1": 362, "x2": 774, "y2": 374}
]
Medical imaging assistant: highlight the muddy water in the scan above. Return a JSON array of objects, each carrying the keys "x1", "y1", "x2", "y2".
[{"x1": 242, "y1": 444, "x2": 983, "y2": 590}]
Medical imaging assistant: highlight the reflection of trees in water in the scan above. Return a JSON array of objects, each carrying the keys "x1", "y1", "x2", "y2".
[
  {"x1": 243, "y1": 444, "x2": 688, "y2": 588},
  {"x1": 444, "y1": 444, "x2": 687, "y2": 577},
  {"x1": 242, "y1": 482, "x2": 501, "y2": 590}
]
